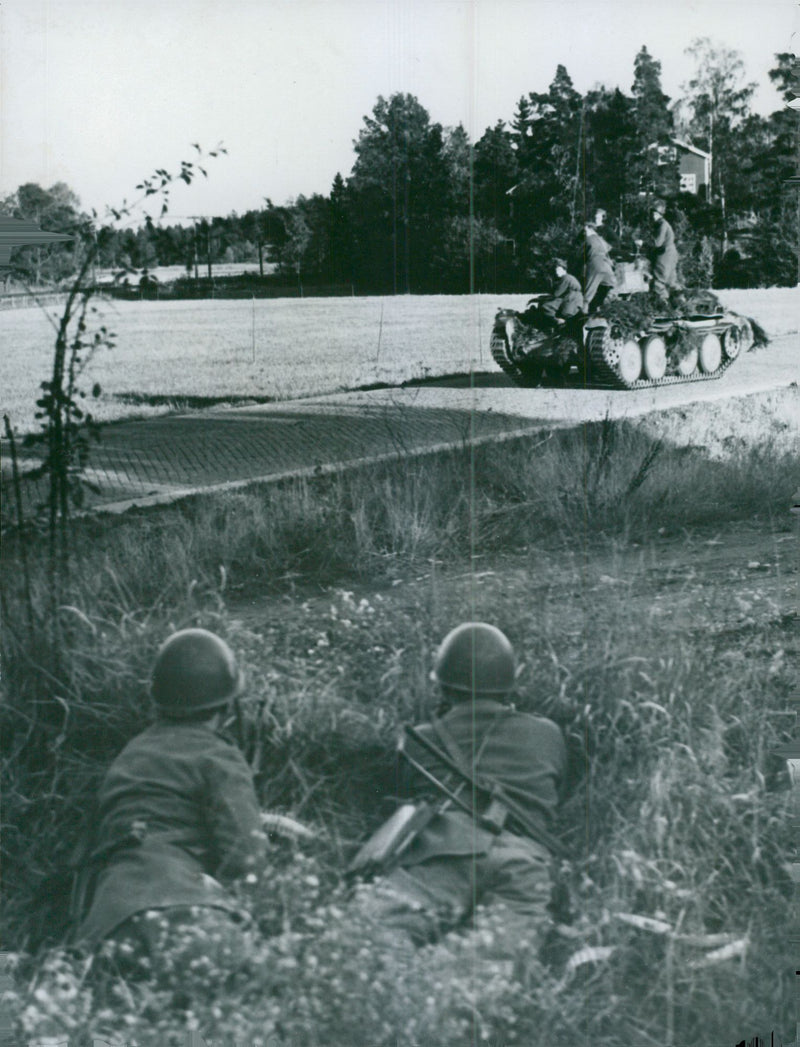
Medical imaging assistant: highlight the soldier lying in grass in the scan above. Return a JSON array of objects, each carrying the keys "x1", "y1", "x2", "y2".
[
  {"x1": 72, "y1": 628, "x2": 268, "y2": 985},
  {"x1": 351, "y1": 622, "x2": 567, "y2": 963}
]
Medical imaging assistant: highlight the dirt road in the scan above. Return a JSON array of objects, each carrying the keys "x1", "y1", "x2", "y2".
[
  {"x1": 327, "y1": 332, "x2": 797, "y2": 421},
  {"x1": 2, "y1": 335, "x2": 796, "y2": 515}
]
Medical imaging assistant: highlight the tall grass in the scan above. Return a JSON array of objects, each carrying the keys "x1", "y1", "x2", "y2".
[{"x1": 2, "y1": 418, "x2": 796, "y2": 1044}]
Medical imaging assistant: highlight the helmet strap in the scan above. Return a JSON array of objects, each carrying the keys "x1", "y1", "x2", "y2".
[{"x1": 232, "y1": 695, "x2": 247, "y2": 751}]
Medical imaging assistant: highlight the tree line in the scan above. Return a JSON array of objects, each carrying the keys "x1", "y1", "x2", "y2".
[{"x1": 2, "y1": 41, "x2": 797, "y2": 293}]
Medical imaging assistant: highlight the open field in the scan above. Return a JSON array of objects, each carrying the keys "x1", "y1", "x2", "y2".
[
  {"x1": 93, "y1": 261, "x2": 276, "y2": 284},
  {"x1": 2, "y1": 288, "x2": 797, "y2": 433}
]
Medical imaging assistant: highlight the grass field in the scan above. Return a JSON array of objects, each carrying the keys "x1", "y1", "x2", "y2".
[
  {"x1": 2, "y1": 288, "x2": 797, "y2": 433},
  {"x1": 2, "y1": 413, "x2": 797, "y2": 1045}
]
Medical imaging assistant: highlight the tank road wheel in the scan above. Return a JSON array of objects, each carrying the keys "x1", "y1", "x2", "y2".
[
  {"x1": 676, "y1": 343, "x2": 699, "y2": 377},
  {"x1": 698, "y1": 332, "x2": 723, "y2": 373},
  {"x1": 722, "y1": 325, "x2": 742, "y2": 360},
  {"x1": 617, "y1": 339, "x2": 643, "y2": 384},
  {"x1": 641, "y1": 335, "x2": 667, "y2": 380},
  {"x1": 723, "y1": 318, "x2": 752, "y2": 359}
]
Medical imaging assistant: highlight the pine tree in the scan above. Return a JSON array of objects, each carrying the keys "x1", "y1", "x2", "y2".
[
  {"x1": 632, "y1": 46, "x2": 672, "y2": 143},
  {"x1": 348, "y1": 93, "x2": 450, "y2": 292},
  {"x1": 511, "y1": 66, "x2": 583, "y2": 229},
  {"x1": 584, "y1": 86, "x2": 638, "y2": 219},
  {"x1": 473, "y1": 121, "x2": 518, "y2": 230},
  {"x1": 441, "y1": 124, "x2": 472, "y2": 219},
  {"x1": 630, "y1": 46, "x2": 676, "y2": 198},
  {"x1": 328, "y1": 173, "x2": 352, "y2": 285}
]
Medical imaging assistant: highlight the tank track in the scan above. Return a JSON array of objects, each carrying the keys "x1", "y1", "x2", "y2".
[
  {"x1": 490, "y1": 330, "x2": 545, "y2": 387},
  {"x1": 585, "y1": 319, "x2": 744, "y2": 390},
  {"x1": 490, "y1": 331, "x2": 524, "y2": 382},
  {"x1": 490, "y1": 310, "x2": 751, "y2": 390}
]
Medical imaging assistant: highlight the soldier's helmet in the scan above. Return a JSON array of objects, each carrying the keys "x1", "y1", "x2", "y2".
[
  {"x1": 152, "y1": 628, "x2": 243, "y2": 718},
  {"x1": 432, "y1": 622, "x2": 517, "y2": 697}
]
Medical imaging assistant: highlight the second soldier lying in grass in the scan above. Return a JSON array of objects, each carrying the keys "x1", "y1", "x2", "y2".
[{"x1": 350, "y1": 622, "x2": 567, "y2": 965}]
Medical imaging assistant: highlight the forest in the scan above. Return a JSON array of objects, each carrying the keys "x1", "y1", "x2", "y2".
[{"x1": 2, "y1": 42, "x2": 798, "y2": 293}]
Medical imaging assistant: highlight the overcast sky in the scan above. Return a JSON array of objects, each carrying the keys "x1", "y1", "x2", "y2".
[{"x1": 1, "y1": 0, "x2": 797, "y2": 222}]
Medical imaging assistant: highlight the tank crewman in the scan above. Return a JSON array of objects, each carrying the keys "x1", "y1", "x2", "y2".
[
  {"x1": 591, "y1": 207, "x2": 628, "y2": 254},
  {"x1": 592, "y1": 207, "x2": 609, "y2": 234},
  {"x1": 650, "y1": 199, "x2": 680, "y2": 300},
  {"x1": 537, "y1": 258, "x2": 585, "y2": 327},
  {"x1": 581, "y1": 220, "x2": 616, "y2": 313},
  {"x1": 73, "y1": 629, "x2": 267, "y2": 981},
  {"x1": 354, "y1": 623, "x2": 566, "y2": 962}
]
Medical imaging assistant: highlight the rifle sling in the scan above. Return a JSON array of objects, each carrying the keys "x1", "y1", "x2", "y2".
[{"x1": 424, "y1": 715, "x2": 567, "y2": 859}]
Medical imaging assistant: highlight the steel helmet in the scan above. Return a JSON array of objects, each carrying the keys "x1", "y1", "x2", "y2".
[
  {"x1": 432, "y1": 623, "x2": 517, "y2": 696},
  {"x1": 152, "y1": 628, "x2": 243, "y2": 718}
]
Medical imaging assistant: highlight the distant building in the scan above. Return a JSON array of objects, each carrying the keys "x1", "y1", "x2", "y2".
[
  {"x1": 649, "y1": 139, "x2": 712, "y2": 197},
  {"x1": 673, "y1": 139, "x2": 711, "y2": 196}
]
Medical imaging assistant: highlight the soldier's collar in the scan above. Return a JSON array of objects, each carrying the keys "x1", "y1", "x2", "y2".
[{"x1": 449, "y1": 698, "x2": 512, "y2": 716}]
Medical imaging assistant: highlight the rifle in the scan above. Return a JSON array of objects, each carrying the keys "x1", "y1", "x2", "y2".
[
  {"x1": 346, "y1": 732, "x2": 475, "y2": 878},
  {"x1": 347, "y1": 721, "x2": 570, "y2": 878},
  {"x1": 405, "y1": 724, "x2": 569, "y2": 860}
]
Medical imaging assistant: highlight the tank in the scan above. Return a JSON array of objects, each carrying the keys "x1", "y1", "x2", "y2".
[
  {"x1": 489, "y1": 307, "x2": 581, "y2": 387},
  {"x1": 582, "y1": 305, "x2": 754, "y2": 389},
  {"x1": 490, "y1": 260, "x2": 762, "y2": 390}
]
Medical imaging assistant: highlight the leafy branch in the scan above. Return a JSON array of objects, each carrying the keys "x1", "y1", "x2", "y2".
[{"x1": 8, "y1": 144, "x2": 226, "y2": 659}]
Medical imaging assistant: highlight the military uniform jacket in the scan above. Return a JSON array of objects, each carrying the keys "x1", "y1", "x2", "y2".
[
  {"x1": 652, "y1": 218, "x2": 678, "y2": 278},
  {"x1": 397, "y1": 700, "x2": 566, "y2": 866},
  {"x1": 582, "y1": 230, "x2": 616, "y2": 286},
  {"x1": 550, "y1": 273, "x2": 584, "y2": 317},
  {"x1": 77, "y1": 722, "x2": 266, "y2": 946}
]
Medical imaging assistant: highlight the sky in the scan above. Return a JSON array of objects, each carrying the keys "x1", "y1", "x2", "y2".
[{"x1": 1, "y1": 0, "x2": 798, "y2": 223}]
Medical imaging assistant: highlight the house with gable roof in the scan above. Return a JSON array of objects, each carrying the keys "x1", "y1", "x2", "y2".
[{"x1": 648, "y1": 138, "x2": 711, "y2": 198}]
